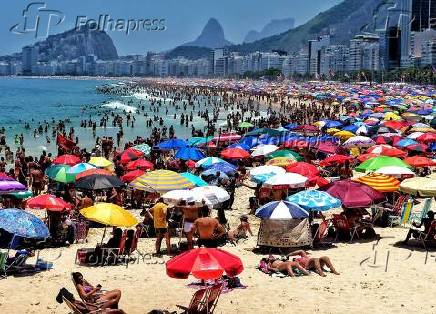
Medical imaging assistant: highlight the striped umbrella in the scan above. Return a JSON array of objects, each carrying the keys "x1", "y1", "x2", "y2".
[
  {"x1": 266, "y1": 157, "x2": 297, "y2": 167},
  {"x1": 353, "y1": 173, "x2": 400, "y2": 192},
  {"x1": 287, "y1": 190, "x2": 341, "y2": 211},
  {"x1": 255, "y1": 201, "x2": 309, "y2": 219},
  {"x1": 45, "y1": 165, "x2": 75, "y2": 183},
  {"x1": 129, "y1": 170, "x2": 195, "y2": 193},
  {"x1": 89, "y1": 157, "x2": 113, "y2": 168}
]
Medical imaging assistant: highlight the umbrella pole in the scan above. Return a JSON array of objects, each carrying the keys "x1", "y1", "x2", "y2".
[
  {"x1": 7, "y1": 234, "x2": 16, "y2": 256},
  {"x1": 101, "y1": 226, "x2": 107, "y2": 244}
]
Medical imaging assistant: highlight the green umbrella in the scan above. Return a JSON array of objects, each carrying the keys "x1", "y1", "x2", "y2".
[
  {"x1": 188, "y1": 136, "x2": 213, "y2": 146},
  {"x1": 238, "y1": 121, "x2": 254, "y2": 128},
  {"x1": 267, "y1": 149, "x2": 303, "y2": 161},
  {"x1": 355, "y1": 156, "x2": 411, "y2": 173},
  {"x1": 7, "y1": 190, "x2": 33, "y2": 199},
  {"x1": 45, "y1": 165, "x2": 75, "y2": 183}
]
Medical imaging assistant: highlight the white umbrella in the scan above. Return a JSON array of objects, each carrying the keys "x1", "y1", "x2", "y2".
[
  {"x1": 263, "y1": 173, "x2": 308, "y2": 188},
  {"x1": 342, "y1": 136, "x2": 375, "y2": 148},
  {"x1": 375, "y1": 166, "x2": 415, "y2": 178},
  {"x1": 251, "y1": 145, "x2": 279, "y2": 157},
  {"x1": 162, "y1": 189, "x2": 196, "y2": 204},
  {"x1": 407, "y1": 132, "x2": 424, "y2": 139},
  {"x1": 191, "y1": 186, "x2": 230, "y2": 207},
  {"x1": 249, "y1": 165, "x2": 286, "y2": 177}
]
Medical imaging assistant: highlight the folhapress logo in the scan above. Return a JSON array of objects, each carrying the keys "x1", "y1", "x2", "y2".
[{"x1": 10, "y1": 2, "x2": 65, "y2": 38}]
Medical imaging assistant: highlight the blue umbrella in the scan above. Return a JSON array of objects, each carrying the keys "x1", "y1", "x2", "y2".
[
  {"x1": 287, "y1": 190, "x2": 341, "y2": 211},
  {"x1": 175, "y1": 147, "x2": 206, "y2": 161},
  {"x1": 188, "y1": 136, "x2": 213, "y2": 146},
  {"x1": 206, "y1": 162, "x2": 237, "y2": 175},
  {"x1": 251, "y1": 173, "x2": 277, "y2": 184},
  {"x1": 255, "y1": 201, "x2": 309, "y2": 219},
  {"x1": 323, "y1": 120, "x2": 343, "y2": 128},
  {"x1": 395, "y1": 138, "x2": 418, "y2": 148},
  {"x1": 0, "y1": 208, "x2": 49, "y2": 238},
  {"x1": 228, "y1": 143, "x2": 251, "y2": 151},
  {"x1": 180, "y1": 172, "x2": 208, "y2": 187},
  {"x1": 158, "y1": 138, "x2": 188, "y2": 149}
]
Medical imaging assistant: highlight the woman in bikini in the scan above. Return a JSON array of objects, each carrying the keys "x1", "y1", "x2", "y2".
[
  {"x1": 72, "y1": 272, "x2": 122, "y2": 309},
  {"x1": 266, "y1": 255, "x2": 310, "y2": 277},
  {"x1": 288, "y1": 250, "x2": 340, "y2": 277}
]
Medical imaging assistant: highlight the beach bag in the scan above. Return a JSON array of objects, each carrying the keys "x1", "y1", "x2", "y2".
[{"x1": 258, "y1": 259, "x2": 271, "y2": 275}]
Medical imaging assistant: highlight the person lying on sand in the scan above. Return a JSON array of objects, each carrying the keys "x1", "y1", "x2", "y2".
[
  {"x1": 264, "y1": 255, "x2": 309, "y2": 277},
  {"x1": 72, "y1": 272, "x2": 122, "y2": 310},
  {"x1": 288, "y1": 250, "x2": 340, "y2": 277}
]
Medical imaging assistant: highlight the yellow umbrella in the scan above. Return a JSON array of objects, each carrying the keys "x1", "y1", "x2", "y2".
[
  {"x1": 334, "y1": 130, "x2": 355, "y2": 140},
  {"x1": 80, "y1": 203, "x2": 138, "y2": 227},
  {"x1": 129, "y1": 170, "x2": 194, "y2": 193},
  {"x1": 384, "y1": 112, "x2": 401, "y2": 121},
  {"x1": 409, "y1": 126, "x2": 436, "y2": 133},
  {"x1": 266, "y1": 157, "x2": 297, "y2": 168},
  {"x1": 353, "y1": 173, "x2": 400, "y2": 192},
  {"x1": 326, "y1": 128, "x2": 341, "y2": 135},
  {"x1": 89, "y1": 157, "x2": 113, "y2": 168},
  {"x1": 399, "y1": 177, "x2": 436, "y2": 197}
]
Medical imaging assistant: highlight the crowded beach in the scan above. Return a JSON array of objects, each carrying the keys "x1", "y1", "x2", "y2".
[{"x1": 0, "y1": 78, "x2": 435, "y2": 314}]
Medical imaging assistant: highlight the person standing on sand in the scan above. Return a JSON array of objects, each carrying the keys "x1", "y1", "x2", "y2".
[
  {"x1": 146, "y1": 198, "x2": 171, "y2": 255},
  {"x1": 193, "y1": 206, "x2": 226, "y2": 248}
]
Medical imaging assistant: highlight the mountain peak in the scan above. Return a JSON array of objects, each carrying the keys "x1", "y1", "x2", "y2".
[
  {"x1": 183, "y1": 18, "x2": 233, "y2": 49},
  {"x1": 244, "y1": 17, "x2": 295, "y2": 43}
]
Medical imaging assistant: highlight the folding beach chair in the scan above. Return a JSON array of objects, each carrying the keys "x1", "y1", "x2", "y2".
[
  {"x1": 312, "y1": 219, "x2": 332, "y2": 247},
  {"x1": 387, "y1": 195, "x2": 409, "y2": 227},
  {"x1": 411, "y1": 198, "x2": 433, "y2": 224},
  {"x1": 400, "y1": 199, "x2": 414, "y2": 226},
  {"x1": 417, "y1": 221, "x2": 436, "y2": 250},
  {"x1": 332, "y1": 214, "x2": 359, "y2": 243},
  {"x1": 199, "y1": 283, "x2": 223, "y2": 314},
  {"x1": 62, "y1": 296, "x2": 102, "y2": 314},
  {"x1": 176, "y1": 287, "x2": 208, "y2": 314}
]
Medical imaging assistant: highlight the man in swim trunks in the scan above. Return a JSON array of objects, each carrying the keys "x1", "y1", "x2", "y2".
[
  {"x1": 288, "y1": 250, "x2": 340, "y2": 277},
  {"x1": 179, "y1": 201, "x2": 202, "y2": 249},
  {"x1": 193, "y1": 205, "x2": 226, "y2": 248}
]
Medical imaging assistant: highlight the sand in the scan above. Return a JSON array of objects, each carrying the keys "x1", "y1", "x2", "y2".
[{"x1": 0, "y1": 186, "x2": 435, "y2": 314}]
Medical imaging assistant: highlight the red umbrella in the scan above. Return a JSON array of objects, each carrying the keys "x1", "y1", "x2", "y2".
[
  {"x1": 26, "y1": 194, "x2": 72, "y2": 211},
  {"x1": 404, "y1": 156, "x2": 435, "y2": 168},
  {"x1": 317, "y1": 142, "x2": 338, "y2": 154},
  {"x1": 319, "y1": 155, "x2": 352, "y2": 167},
  {"x1": 405, "y1": 143, "x2": 428, "y2": 153},
  {"x1": 374, "y1": 136, "x2": 389, "y2": 145},
  {"x1": 126, "y1": 159, "x2": 154, "y2": 171},
  {"x1": 76, "y1": 168, "x2": 112, "y2": 181},
  {"x1": 417, "y1": 133, "x2": 436, "y2": 143},
  {"x1": 120, "y1": 148, "x2": 144, "y2": 164},
  {"x1": 53, "y1": 154, "x2": 80, "y2": 166},
  {"x1": 166, "y1": 248, "x2": 244, "y2": 280},
  {"x1": 220, "y1": 148, "x2": 250, "y2": 159},
  {"x1": 0, "y1": 173, "x2": 15, "y2": 181},
  {"x1": 322, "y1": 179, "x2": 385, "y2": 208},
  {"x1": 121, "y1": 169, "x2": 145, "y2": 183},
  {"x1": 286, "y1": 162, "x2": 319, "y2": 178},
  {"x1": 186, "y1": 160, "x2": 196, "y2": 168},
  {"x1": 357, "y1": 153, "x2": 378, "y2": 162},
  {"x1": 383, "y1": 121, "x2": 407, "y2": 130},
  {"x1": 367, "y1": 145, "x2": 406, "y2": 158}
]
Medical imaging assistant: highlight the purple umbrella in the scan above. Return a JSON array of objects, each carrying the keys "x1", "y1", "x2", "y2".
[{"x1": 0, "y1": 180, "x2": 26, "y2": 194}]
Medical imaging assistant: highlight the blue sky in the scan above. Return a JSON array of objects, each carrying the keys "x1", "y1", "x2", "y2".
[{"x1": 2, "y1": 0, "x2": 342, "y2": 56}]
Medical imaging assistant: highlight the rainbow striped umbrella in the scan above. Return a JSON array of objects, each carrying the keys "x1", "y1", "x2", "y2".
[{"x1": 129, "y1": 170, "x2": 195, "y2": 193}]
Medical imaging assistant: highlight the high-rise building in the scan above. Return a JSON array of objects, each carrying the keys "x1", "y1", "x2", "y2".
[
  {"x1": 308, "y1": 35, "x2": 330, "y2": 75},
  {"x1": 411, "y1": 0, "x2": 436, "y2": 32},
  {"x1": 348, "y1": 34, "x2": 380, "y2": 72},
  {"x1": 22, "y1": 45, "x2": 39, "y2": 75},
  {"x1": 421, "y1": 39, "x2": 436, "y2": 65},
  {"x1": 319, "y1": 45, "x2": 349, "y2": 76}
]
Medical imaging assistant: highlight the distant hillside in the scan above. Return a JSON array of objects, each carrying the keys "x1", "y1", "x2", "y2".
[
  {"x1": 182, "y1": 18, "x2": 233, "y2": 49},
  {"x1": 231, "y1": 0, "x2": 381, "y2": 53},
  {"x1": 165, "y1": 46, "x2": 212, "y2": 60},
  {"x1": 244, "y1": 17, "x2": 295, "y2": 43}
]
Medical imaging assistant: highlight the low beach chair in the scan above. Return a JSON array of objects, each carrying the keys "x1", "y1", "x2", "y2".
[
  {"x1": 332, "y1": 214, "x2": 359, "y2": 243},
  {"x1": 312, "y1": 219, "x2": 332, "y2": 247},
  {"x1": 411, "y1": 198, "x2": 432, "y2": 224},
  {"x1": 387, "y1": 195, "x2": 409, "y2": 227},
  {"x1": 200, "y1": 283, "x2": 223, "y2": 314},
  {"x1": 63, "y1": 296, "x2": 102, "y2": 314},
  {"x1": 176, "y1": 287, "x2": 208, "y2": 314},
  {"x1": 418, "y1": 221, "x2": 436, "y2": 250}
]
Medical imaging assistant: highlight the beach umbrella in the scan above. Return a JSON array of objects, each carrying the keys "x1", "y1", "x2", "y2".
[
  {"x1": 121, "y1": 169, "x2": 145, "y2": 183},
  {"x1": 238, "y1": 121, "x2": 254, "y2": 128},
  {"x1": 53, "y1": 154, "x2": 80, "y2": 166},
  {"x1": 366, "y1": 145, "x2": 406, "y2": 158},
  {"x1": 255, "y1": 201, "x2": 309, "y2": 219},
  {"x1": 343, "y1": 136, "x2": 375, "y2": 148},
  {"x1": 375, "y1": 166, "x2": 415, "y2": 178},
  {"x1": 286, "y1": 162, "x2": 320, "y2": 178},
  {"x1": 76, "y1": 174, "x2": 124, "y2": 190},
  {"x1": 266, "y1": 149, "x2": 302, "y2": 161},
  {"x1": 130, "y1": 170, "x2": 194, "y2": 193},
  {"x1": 75, "y1": 168, "x2": 113, "y2": 180},
  {"x1": 126, "y1": 159, "x2": 154, "y2": 171},
  {"x1": 180, "y1": 172, "x2": 208, "y2": 187},
  {"x1": 404, "y1": 156, "x2": 436, "y2": 168},
  {"x1": 355, "y1": 156, "x2": 411, "y2": 173},
  {"x1": 417, "y1": 133, "x2": 436, "y2": 143},
  {"x1": 266, "y1": 157, "x2": 297, "y2": 168},
  {"x1": 7, "y1": 190, "x2": 33, "y2": 199},
  {"x1": 188, "y1": 136, "x2": 213, "y2": 146},
  {"x1": 383, "y1": 120, "x2": 407, "y2": 130},
  {"x1": 175, "y1": 147, "x2": 206, "y2": 161},
  {"x1": 213, "y1": 133, "x2": 242, "y2": 142},
  {"x1": 120, "y1": 148, "x2": 144, "y2": 164},
  {"x1": 353, "y1": 173, "x2": 400, "y2": 192},
  {"x1": 45, "y1": 164, "x2": 75, "y2": 183},
  {"x1": 191, "y1": 186, "x2": 230, "y2": 207},
  {"x1": 249, "y1": 165, "x2": 286, "y2": 184},
  {"x1": 406, "y1": 143, "x2": 428, "y2": 153},
  {"x1": 319, "y1": 154, "x2": 352, "y2": 167},
  {"x1": 89, "y1": 157, "x2": 113, "y2": 168},
  {"x1": 158, "y1": 138, "x2": 188, "y2": 149},
  {"x1": 263, "y1": 173, "x2": 308, "y2": 189},
  {"x1": 220, "y1": 148, "x2": 250, "y2": 159},
  {"x1": 399, "y1": 177, "x2": 436, "y2": 197},
  {"x1": 67, "y1": 163, "x2": 96, "y2": 176},
  {"x1": 206, "y1": 162, "x2": 237, "y2": 175},
  {"x1": 0, "y1": 178, "x2": 27, "y2": 194},
  {"x1": 195, "y1": 157, "x2": 226, "y2": 168},
  {"x1": 287, "y1": 190, "x2": 341, "y2": 211},
  {"x1": 334, "y1": 131, "x2": 355, "y2": 140},
  {"x1": 80, "y1": 203, "x2": 138, "y2": 227},
  {"x1": 26, "y1": 194, "x2": 72, "y2": 211},
  {"x1": 395, "y1": 138, "x2": 418, "y2": 148},
  {"x1": 133, "y1": 144, "x2": 151, "y2": 155},
  {"x1": 162, "y1": 189, "x2": 197, "y2": 204},
  {"x1": 166, "y1": 247, "x2": 243, "y2": 280},
  {"x1": 317, "y1": 142, "x2": 338, "y2": 154},
  {"x1": 323, "y1": 179, "x2": 385, "y2": 208},
  {"x1": 250, "y1": 145, "x2": 279, "y2": 157},
  {"x1": 0, "y1": 208, "x2": 49, "y2": 238}
]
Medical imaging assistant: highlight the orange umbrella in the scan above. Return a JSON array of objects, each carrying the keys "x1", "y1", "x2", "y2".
[{"x1": 353, "y1": 173, "x2": 400, "y2": 192}]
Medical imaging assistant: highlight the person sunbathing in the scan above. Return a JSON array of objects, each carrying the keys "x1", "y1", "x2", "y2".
[
  {"x1": 265, "y1": 255, "x2": 309, "y2": 277},
  {"x1": 72, "y1": 272, "x2": 122, "y2": 310},
  {"x1": 227, "y1": 215, "x2": 253, "y2": 241},
  {"x1": 404, "y1": 211, "x2": 435, "y2": 243},
  {"x1": 288, "y1": 250, "x2": 340, "y2": 277}
]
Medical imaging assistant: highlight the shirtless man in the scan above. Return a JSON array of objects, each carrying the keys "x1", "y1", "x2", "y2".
[
  {"x1": 193, "y1": 205, "x2": 226, "y2": 248},
  {"x1": 288, "y1": 250, "x2": 340, "y2": 277},
  {"x1": 29, "y1": 166, "x2": 45, "y2": 195},
  {"x1": 179, "y1": 201, "x2": 201, "y2": 249}
]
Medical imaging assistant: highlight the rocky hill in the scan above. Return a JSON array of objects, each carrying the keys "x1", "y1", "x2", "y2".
[
  {"x1": 244, "y1": 17, "x2": 295, "y2": 43},
  {"x1": 182, "y1": 18, "x2": 233, "y2": 49}
]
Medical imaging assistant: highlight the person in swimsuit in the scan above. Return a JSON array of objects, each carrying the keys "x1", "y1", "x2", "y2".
[
  {"x1": 266, "y1": 255, "x2": 309, "y2": 277},
  {"x1": 227, "y1": 215, "x2": 253, "y2": 241},
  {"x1": 72, "y1": 272, "x2": 122, "y2": 309},
  {"x1": 193, "y1": 205, "x2": 226, "y2": 248},
  {"x1": 288, "y1": 250, "x2": 340, "y2": 277}
]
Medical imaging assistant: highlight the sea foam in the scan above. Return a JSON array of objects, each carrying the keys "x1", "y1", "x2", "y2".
[{"x1": 102, "y1": 101, "x2": 137, "y2": 113}]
